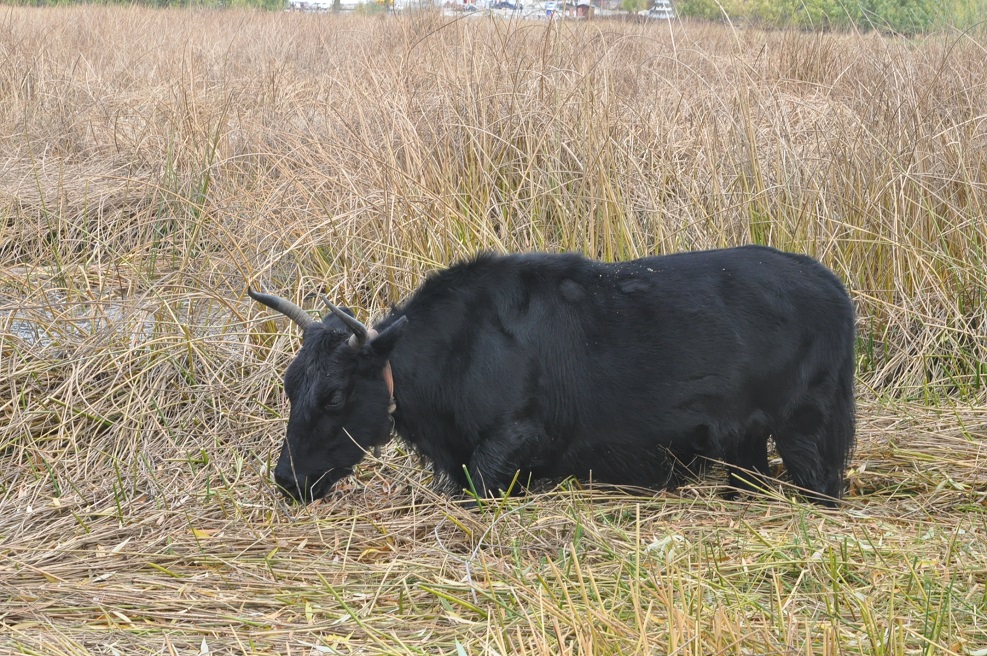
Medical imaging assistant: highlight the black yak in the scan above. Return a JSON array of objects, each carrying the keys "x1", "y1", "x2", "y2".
[{"x1": 249, "y1": 246, "x2": 855, "y2": 505}]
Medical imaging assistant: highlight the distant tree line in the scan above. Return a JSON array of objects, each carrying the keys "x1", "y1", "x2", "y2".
[{"x1": 674, "y1": 0, "x2": 987, "y2": 34}]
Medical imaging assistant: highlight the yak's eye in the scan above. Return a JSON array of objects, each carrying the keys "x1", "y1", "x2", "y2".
[{"x1": 326, "y1": 390, "x2": 345, "y2": 408}]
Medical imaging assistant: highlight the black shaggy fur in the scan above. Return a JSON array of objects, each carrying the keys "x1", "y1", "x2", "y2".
[{"x1": 260, "y1": 246, "x2": 856, "y2": 505}]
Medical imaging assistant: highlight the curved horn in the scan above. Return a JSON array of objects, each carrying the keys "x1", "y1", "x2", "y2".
[
  {"x1": 247, "y1": 287, "x2": 316, "y2": 330},
  {"x1": 320, "y1": 295, "x2": 370, "y2": 349}
]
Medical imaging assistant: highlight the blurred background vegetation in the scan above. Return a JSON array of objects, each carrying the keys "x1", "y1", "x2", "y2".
[
  {"x1": 6, "y1": 0, "x2": 987, "y2": 34},
  {"x1": 675, "y1": 0, "x2": 987, "y2": 34}
]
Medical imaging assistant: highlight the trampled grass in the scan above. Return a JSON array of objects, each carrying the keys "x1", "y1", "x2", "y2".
[{"x1": 1, "y1": 6, "x2": 986, "y2": 654}]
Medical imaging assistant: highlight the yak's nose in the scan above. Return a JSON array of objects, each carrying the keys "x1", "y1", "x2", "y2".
[
  {"x1": 273, "y1": 471, "x2": 307, "y2": 503},
  {"x1": 274, "y1": 469, "x2": 336, "y2": 504},
  {"x1": 274, "y1": 463, "x2": 347, "y2": 503}
]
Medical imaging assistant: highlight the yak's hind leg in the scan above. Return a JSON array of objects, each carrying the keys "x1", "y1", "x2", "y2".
[
  {"x1": 724, "y1": 427, "x2": 772, "y2": 499},
  {"x1": 773, "y1": 396, "x2": 855, "y2": 505}
]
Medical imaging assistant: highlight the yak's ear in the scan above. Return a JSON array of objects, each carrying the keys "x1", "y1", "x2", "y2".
[{"x1": 370, "y1": 316, "x2": 408, "y2": 357}]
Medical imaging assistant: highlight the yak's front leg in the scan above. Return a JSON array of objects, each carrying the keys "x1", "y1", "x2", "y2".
[{"x1": 466, "y1": 418, "x2": 548, "y2": 498}]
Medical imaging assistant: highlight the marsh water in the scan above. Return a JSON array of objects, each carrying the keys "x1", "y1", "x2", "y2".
[{"x1": 0, "y1": 286, "x2": 242, "y2": 350}]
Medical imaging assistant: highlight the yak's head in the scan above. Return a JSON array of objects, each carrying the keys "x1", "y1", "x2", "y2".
[{"x1": 248, "y1": 288, "x2": 407, "y2": 503}]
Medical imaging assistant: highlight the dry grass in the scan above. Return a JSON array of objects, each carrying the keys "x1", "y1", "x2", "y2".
[{"x1": 1, "y1": 6, "x2": 986, "y2": 655}]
